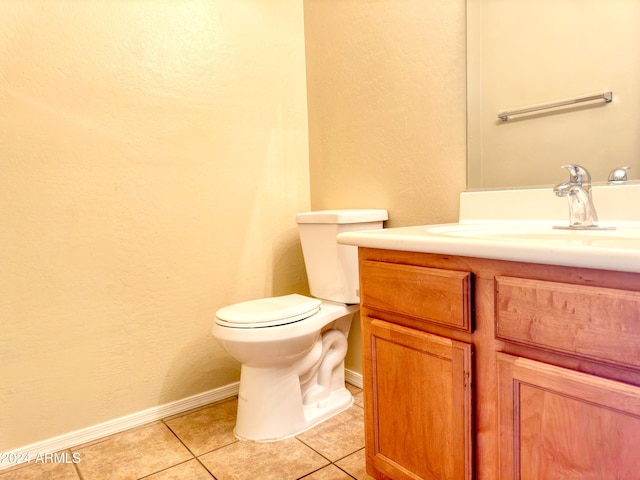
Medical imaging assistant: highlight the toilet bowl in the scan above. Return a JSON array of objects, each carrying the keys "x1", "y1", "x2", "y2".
[
  {"x1": 212, "y1": 209, "x2": 387, "y2": 442},
  {"x1": 213, "y1": 295, "x2": 359, "y2": 441}
]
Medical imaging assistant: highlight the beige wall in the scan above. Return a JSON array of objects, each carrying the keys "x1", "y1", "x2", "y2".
[
  {"x1": 1, "y1": 0, "x2": 467, "y2": 452},
  {"x1": 303, "y1": 0, "x2": 467, "y2": 370},
  {"x1": 1, "y1": 1, "x2": 310, "y2": 452},
  {"x1": 304, "y1": 0, "x2": 467, "y2": 229}
]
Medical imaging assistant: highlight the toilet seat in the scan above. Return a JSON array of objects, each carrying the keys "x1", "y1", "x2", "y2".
[{"x1": 215, "y1": 294, "x2": 322, "y2": 328}]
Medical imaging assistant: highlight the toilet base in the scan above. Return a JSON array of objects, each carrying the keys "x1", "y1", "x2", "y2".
[
  {"x1": 233, "y1": 349, "x2": 354, "y2": 443},
  {"x1": 234, "y1": 385, "x2": 353, "y2": 442},
  {"x1": 299, "y1": 385, "x2": 353, "y2": 433},
  {"x1": 218, "y1": 303, "x2": 359, "y2": 442}
]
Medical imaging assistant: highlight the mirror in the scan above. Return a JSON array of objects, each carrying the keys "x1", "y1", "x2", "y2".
[{"x1": 467, "y1": 0, "x2": 640, "y2": 190}]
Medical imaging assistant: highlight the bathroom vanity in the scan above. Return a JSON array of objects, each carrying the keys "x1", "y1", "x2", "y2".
[{"x1": 338, "y1": 186, "x2": 640, "y2": 480}]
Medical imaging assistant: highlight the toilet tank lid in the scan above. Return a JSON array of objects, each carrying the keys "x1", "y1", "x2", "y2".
[{"x1": 296, "y1": 209, "x2": 388, "y2": 224}]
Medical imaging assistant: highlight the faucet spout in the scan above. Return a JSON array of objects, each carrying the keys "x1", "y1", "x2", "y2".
[
  {"x1": 553, "y1": 164, "x2": 598, "y2": 228},
  {"x1": 560, "y1": 164, "x2": 592, "y2": 192},
  {"x1": 553, "y1": 181, "x2": 572, "y2": 197}
]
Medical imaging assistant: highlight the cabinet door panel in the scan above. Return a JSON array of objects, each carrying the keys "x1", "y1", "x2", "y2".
[
  {"x1": 498, "y1": 353, "x2": 640, "y2": 480},
  {"x1": 363, "y1": 317, "x2": 474, "y2": 480},
  {"x1": 495, "y1": 275, "x2": 640, "y2": 369}
]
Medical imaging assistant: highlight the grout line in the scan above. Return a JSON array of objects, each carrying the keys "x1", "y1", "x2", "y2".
[
  {"x1": 295, "y1": 458, "x2": 359, "y2": 480},
  {"x1": 3, "y1": 377, "x2": 366, "y2": 479},
  {"x1": 0, "y1": 383, "x2": 240, "y2": 471},
  {"x1": 160, "y1": 404, "x2": 241, "y2": 469},
  {"x1": 71, "y1": 449, "x2": 85, "y2": 480},
  {"x1": 160, "y1": 415, "x2": 235, "y2": 477},
  {"x1": 3, "y1": 375, "x2": 363, "y2": 473},
  {"x1": 292, "y1": 436, "x2": 332, "y2": 463},
  {"x1": 295, "y1": 464, "x2": 331, "y2": 480},
  {"x1": 332, "y1": 446, "x2": 365, "y2": 464},
  {"x1": 192, "y1": 456, "x2": 217, "y2": 480},
  {"x1": 136, "y1": 459, "x2": 197, "y2": 480},
  {"x1": 334, "y1": 463, "x2": 359, "y2": 480},
  {"x1": 160, "y1": 419, "x2": 198, "y2": 459}
]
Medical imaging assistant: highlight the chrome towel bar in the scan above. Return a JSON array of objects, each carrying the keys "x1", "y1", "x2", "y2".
[{"x1": 498, "y1": 91, "x2": 612, "y2": 122}]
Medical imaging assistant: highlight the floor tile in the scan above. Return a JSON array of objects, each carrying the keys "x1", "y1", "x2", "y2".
[
  {"x1": 2, "y1": 383, "x2": 368, "y2": 480},
  {"x1": 72, "y1": 422, "x2": 192, "y2": 480},
  {"x1": 344, "y1": 382, "x2": 364, "y2": 409},
  {"x1": 345, "y1": 383, "x2": 362, "y2": 395},
  {"x1": 199, "y1": 437, "x2": 329, "y2": 480},
  {"x1": 352, "y1": 390, "x2": 364, "y2": 409},
  {"x1": 300, "y1": 464, "x2": 353, "y2": 480},
  {"x1": 0, "y1": 455, "x2": 80, "y2": 480},
  {"x1": 296, "y1": 405, "x2": 365, "y2": 462},
  {"x1": 140, "y1": 459, "x2": 213, "y2": 479},
  {"x1": 335, "y1": 448, "x2": 376, "y2": 480},
  {"x1": 164, "y1": 398, "x2": 238, "y2": 456}
]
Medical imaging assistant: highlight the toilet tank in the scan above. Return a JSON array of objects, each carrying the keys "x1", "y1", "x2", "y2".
[{"x1": 296, "y1": 209, "x2": 387, "y2": 304}]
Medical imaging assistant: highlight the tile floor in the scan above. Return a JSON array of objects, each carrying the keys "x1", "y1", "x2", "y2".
[{"x1": 1, "y1": 384, "x2": 375, "y2": 480}]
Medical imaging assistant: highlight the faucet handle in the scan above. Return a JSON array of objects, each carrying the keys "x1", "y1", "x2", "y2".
[
  {"x1": 608, "y1": 166, "x2": 631, "y2": 184},
  {"x1": 561, "y1": 164, "x2": 592, "y2": 185}
]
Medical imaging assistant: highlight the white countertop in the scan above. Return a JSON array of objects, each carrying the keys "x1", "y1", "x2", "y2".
[{"x1": 337, "y1": 185, "x2": 640, "y2": 273}]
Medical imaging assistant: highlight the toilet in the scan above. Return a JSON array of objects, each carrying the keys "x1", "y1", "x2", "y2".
[{"x1": 212, "y1": 209, "x2": 387, "y2": 442}]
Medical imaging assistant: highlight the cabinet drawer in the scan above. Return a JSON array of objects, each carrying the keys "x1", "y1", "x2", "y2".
[
  {"x1": 360, "y1": 260, "x2": 472, "y2": 331},
  {"x1": 496, "y1": 276, "x2": 640, "y2": 369}
]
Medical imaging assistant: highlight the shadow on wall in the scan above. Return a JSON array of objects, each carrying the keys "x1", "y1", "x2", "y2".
[
  {"x1": 270, "y1": 228, "x2": 310, "y2": 297},
  {"x1": 158, "y1": 228, "x2": 309, "y2": 406},
  {"x1": 272, "y1": 226, "x2": 363, "y2": 375},
  {"x1": 159, "y1": 335, "x2": 241, "y2": 407}
]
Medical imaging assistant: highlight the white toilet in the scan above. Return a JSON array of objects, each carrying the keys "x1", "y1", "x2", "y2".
[{"x1": 212, "y1": 209, "x2": 387, "y2": 442}]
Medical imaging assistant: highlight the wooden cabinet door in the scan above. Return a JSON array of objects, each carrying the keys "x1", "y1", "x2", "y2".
[
  {"x1": 497, "y1": 353, "x2": 640, "y2": 480},
  {"x1": 362, "y1": 316, "x2": 474, "y2": 480}
]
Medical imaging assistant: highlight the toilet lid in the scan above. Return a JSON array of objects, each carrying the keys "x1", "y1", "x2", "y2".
[{"x1": 215, "y1": 294, "x2": 322, "y2": 328}]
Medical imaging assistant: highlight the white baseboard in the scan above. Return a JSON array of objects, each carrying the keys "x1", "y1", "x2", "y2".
[
  {"x1": 0, "y1": 382, "x2": 239, "y2": 471},
  {"x1": 1, "y1": 368, "x2": 364, "y2": 471},
  {"x1": 345, "y1": 368, "x2": 363, "y2": 388}
]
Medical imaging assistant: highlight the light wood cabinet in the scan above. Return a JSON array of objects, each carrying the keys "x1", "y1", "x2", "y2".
[
  {"x1": 358, "y1": 247, "x2": 640, "y2": 480},
  {"x1": 362, "y1": 317, "x2": 473, "y2": 480},
  {"x1": 495, "y1": 275, "x2": 640, "y2": 369},
  {"x1": 360, "y1": 259, "x2": 473, "y2": 332},
  {"x1": 497, "y1": 353, "x2": 640, "y2": 479}
]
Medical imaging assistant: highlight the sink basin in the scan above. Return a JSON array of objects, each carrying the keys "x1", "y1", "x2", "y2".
[
  {"x1": 337, "y1": 221, "x2": 640, "y2": 273},
  {"x1": 424, "y1": 223, "x2": 640, "y2": 249},
  {"x1": 337, "y1": 185, "x2": 640, "y2": 273}
]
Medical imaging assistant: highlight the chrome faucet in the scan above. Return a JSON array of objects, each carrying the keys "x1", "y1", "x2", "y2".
[{"x1": 553, "y1": 164, "x2": 598, "y2": 228}]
